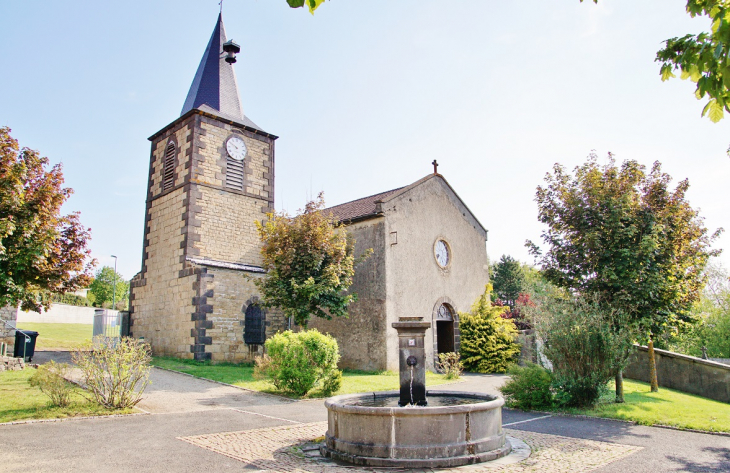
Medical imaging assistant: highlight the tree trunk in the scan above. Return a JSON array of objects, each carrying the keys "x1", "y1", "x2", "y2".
[
  {"x1": 648, "y1": 337, "x2": 659, "y2": 392},
  {"x1": 615, "y1": 370, "x2": 625, "y2": 403}
]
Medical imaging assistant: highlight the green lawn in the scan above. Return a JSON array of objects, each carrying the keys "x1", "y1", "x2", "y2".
[
  {"x1": 550, "y1": 379, "x2": 730, "y2": 433},
  {"x1": 15, "y1": 323, "x2": 93, "y2": 350},
  {"x1": 0, "y1": 369, "x2": 133, "y2": 423},
  {"x1": 152, "y1": 357, "x2": 458, "y2": 398}
]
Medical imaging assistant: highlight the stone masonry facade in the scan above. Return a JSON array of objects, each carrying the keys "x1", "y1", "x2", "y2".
[
  {"x1": 0, "y1": 305, "x2": 17, "y2": 355},
  {"x1": 130, "y1": 109, "x2": 286, "y2": 362}
]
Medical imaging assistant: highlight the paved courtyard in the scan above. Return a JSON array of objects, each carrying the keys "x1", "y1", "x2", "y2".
[{"x1": 1, "y1": 352, "x2": 728, "y2": 472}]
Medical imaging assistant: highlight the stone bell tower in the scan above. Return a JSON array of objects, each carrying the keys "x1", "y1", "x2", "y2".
[{"x1": 129, "y1": 14, "x2": 286, "y2": 361}]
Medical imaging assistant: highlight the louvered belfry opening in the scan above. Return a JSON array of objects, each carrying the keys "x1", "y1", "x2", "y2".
[
  {"x1": 162, "y1": 142, "x2": 176, "y2": 191},
  {"x1": 226, "y1": 154, "x2": 245, "y2": 191}
]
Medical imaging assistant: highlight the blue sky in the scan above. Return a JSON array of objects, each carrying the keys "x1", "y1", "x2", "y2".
[{"x1": 1, "y1": 0, "x2": 728, "y2": 279}]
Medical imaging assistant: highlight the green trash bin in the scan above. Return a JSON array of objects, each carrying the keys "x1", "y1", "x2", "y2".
[{"x1": 14, "y1": 330, "x2": 39, "y2": 362}]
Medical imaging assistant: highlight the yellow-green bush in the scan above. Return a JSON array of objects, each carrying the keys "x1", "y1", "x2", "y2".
[
  {"x1": 460, "y1": 287, "x2": 520, "y2": 373},
  {"x1": 262, "y1": 330, "x2": 341, "y2": 396}
]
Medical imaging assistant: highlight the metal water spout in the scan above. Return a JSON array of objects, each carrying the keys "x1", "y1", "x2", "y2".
[{"x1": 392, "y1": 317, "x2": 430, "y2": 406}]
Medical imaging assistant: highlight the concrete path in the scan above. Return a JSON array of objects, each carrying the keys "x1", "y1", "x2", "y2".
[{"x1": 2, "y1": 354, "x2": 728, "y2": 472}]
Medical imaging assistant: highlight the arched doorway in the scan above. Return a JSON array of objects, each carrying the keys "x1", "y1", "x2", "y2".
[{"x1": 435, "y1": 303, "x2": 455, "y2": 355}]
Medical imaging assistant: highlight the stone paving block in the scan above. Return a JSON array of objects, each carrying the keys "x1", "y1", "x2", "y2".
[{"x1": 178, "y1": 422, "x2": 642, "y2": 473}]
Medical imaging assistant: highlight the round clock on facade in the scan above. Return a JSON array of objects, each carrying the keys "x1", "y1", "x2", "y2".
[
  {"x1": 434, "y1": 239, "x2": 450, "y2": 268},
  {"x1": 226, "y1": 136, "x2": 247, "y2": 161}
]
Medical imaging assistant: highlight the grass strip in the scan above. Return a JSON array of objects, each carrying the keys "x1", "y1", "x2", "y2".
[
  {"x1": 14, "y1": 323, "x2": 93, "y2": 351},
  {"x1": 151, "y1": 357, "x2": 456, "y2": 398},
  {"x1": 548, "y1": 379, "x2": 730, "y2": 433},
  {"x1": 0, "y1": 369, "x2": 133, "y2": 424}
]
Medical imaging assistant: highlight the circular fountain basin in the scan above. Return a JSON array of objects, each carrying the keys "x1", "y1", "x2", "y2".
[{"x1": 321, "y1": 390, "x2": 511, "y2": 468}]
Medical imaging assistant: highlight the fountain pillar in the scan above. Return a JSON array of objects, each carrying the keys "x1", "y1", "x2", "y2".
[{"x1": 392, "y1": 317, "x2": 431, "y2": 406}]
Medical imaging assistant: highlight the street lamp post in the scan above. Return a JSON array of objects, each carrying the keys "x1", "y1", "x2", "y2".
[{"x1": 111, "y1": 255, "x2": 117, "y2": 311}]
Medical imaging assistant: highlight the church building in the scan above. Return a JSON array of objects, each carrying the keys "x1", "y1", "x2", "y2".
[
  {"x1": 310, "y1": 171, "x2": 490, "y2": 371},
  {"x1": 130, "y1": 15, "x2": 490, "y2": 368}
]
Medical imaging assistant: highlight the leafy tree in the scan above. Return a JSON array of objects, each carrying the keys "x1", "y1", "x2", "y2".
[
  {"x1": 254, "y1": 192, "x2": 370, "y2": 328},
  {"x1": 527, "y1": 153, "x2": 721, "y2": 398},
  {"x1": 531, "y1": 293, "x2": 635, "y2": 408},
  {"x1": 88, "y1": 266, "x2": 129, "y2": 310},
  {"x1": 668, "y1": 262, "x2": 730, "y2": 358},
  {"x1": 286, "y1": 0, "x2": 326, "y2": 14},
  {"x1": 0, "y1": 126, "x2": 94, "y2": 312},
  {"x1": 491, "y1": 255, "x2": 526, "y2": 309},
  {"x1": 459, "y1": 286, "x2": 521, "y2": 373}
]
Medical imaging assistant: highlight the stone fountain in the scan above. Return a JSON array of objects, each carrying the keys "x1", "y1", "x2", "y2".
[{"x1": 320, "y1": 316, "x2": 511, "y2": 468}]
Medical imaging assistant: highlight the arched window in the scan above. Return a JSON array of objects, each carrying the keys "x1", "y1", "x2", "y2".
[
  {"x1": 244, "y1": 304, "x2": 265, "y2": 345},
  {"x1": 162, "y1": 141, "x2": 176, "y2": 191}
]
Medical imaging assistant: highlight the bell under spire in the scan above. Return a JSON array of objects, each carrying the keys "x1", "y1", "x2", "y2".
[{"x1": 181, "y1": 14, "x2": 251, "y2": 125}]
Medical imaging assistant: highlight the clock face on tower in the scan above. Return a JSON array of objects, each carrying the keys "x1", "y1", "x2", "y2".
[
  {"x1": 434, "y1": 239, "x2": 450, "y2": 268},
  {"x1": 226, "y1": 136, "x2": 247, "y2": 161}
]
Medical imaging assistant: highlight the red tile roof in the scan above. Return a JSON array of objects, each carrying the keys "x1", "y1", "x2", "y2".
[{"x1": 325, "y1": 187, "x2": 404, "y2": 222}]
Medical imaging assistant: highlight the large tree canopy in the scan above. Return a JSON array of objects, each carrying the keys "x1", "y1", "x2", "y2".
[
  {"x1": 89, "y1": 266, "x2": 129, "y2": 310},
  {"x1": 527, "y1": 153, "x2": 722, "y2": 336},
  {"x1": 255, "y1": 193, "x2": 369, "y2": 327},
  {"x1": 0, "y1": 127, "x2": 94, "y2": 312}
]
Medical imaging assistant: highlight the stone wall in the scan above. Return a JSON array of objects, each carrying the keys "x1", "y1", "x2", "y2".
[
  {"x1": 0, "y1": 356, "x2": 25, "y2": 372},
  {"x1": 204, "y1": 266, "x2": 287, "y2": 363},
  {"x1": 17, "y1": 304, "x2": 99, "y2": 324},
  {"x1": 624, "y1": 345, "x2": 730, "y2": 404},
  {"x1": 309, "y1": 220, "x2": 388, "y2": 371},
  {"x1": 0, "y1": 305, "x2": 17, "y2": 354}
]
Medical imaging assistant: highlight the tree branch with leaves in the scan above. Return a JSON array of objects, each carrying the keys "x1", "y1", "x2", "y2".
[
  {"x1": 254, "y1": 192, "x2": 370, "y2": 328},
  {"x1": 0, "y1": 127, "x2": 95, "y2": 312}
]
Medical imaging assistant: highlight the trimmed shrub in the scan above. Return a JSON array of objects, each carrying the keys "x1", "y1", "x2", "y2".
[
  {"x1": 499, "y1": 363, "x2": 553, "y2": 410},
  {"x1": 28, "y1": 361, "x2": 74, "y2": 407},
  {"x1": 263, "y1": 330, "x2": 341, "y2": 396},
  {"x1": 437, "y1": 352, "x2": 463, "y2": 380},
  {"x1": 460, "y1": 287, "x2": 521, "y2": 373},
  {"x1": 72, "y1": 337, "x2": 151, "y2": 409}
]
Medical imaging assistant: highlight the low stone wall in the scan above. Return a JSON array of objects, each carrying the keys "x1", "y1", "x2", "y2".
[
  {"x1": 624, "y1": 345, "x2": 730, "y2": 404},
  {"x1": 516, "y1": 330, "x2": 537, "y2": 365},
  {"x1": 17, "y1": 304, "x2": 104, "y2": 325},
  {"x1": 710, "y1": 358, "x2": 730, "y2": 366},
  {"x1": 0, "y1": 355, "x2": 25, "y2": 372}
]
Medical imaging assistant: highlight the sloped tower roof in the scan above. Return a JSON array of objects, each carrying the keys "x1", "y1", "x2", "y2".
[{"x1": 181, "y1": 14, "x2": 263, "y2": 131}]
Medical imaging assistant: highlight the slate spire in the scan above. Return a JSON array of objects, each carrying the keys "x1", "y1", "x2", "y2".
[{"x1": 181, "y1": 14, "x2": 244, "y2": 121}]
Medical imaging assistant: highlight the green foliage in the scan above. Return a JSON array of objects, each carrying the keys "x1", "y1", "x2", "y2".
[
  {"x1": 28, "y1": 361, "x2": 73, "y2": 407},
  {"x1": 0, "y1": 127, "x2": 94, "y2": 312},
  {"x1": 527, "y1": 153, "x2": 721, "y2": 339},
  {"x1": 89, "y1": 266, "x2": 129, "y2": 310},
  {"x1": 255, "y1": 193, "x2": 370, "y2": 327},
  {"x1": 42, "y1": 291, "x2": 92, "y2": 307},
  {"x1": 531, "y1": 295, "x2": 636, "y2": 408},
  {"x1": 321, "y1": 369, "x2": 342, "y2": 396},
  {"x1": 499, "y1": 363, "x2": 554, "y2": 410},
  {"x1": 72, "y1": 337, "x2": 151, "y2": 409},
  {"x1": 668, "y1": 262, "x2": 730, "y2": 358},
  {"x1": 459, "y1": 286, "x2": 520, "y2": 373},
  {"x1": 261, "y1": 329, "x2": 341, "y2": 396},
  {"x1": 654, "y1": 1, "x2": 730, "y2": 125},
  {"x1": 437, "y1": 352, "x2": 463, "y2": 380},
  {"x1": 286, "y1": 0, "x2": 326, "y2": 14},
  {"x1": 491, "y1": 255, "x2": 525, "y2": 309}
]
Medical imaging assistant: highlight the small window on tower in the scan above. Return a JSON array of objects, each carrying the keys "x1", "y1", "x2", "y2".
[{"x1": 162, "y1": 142, "x2": 176, "y2": 191}]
